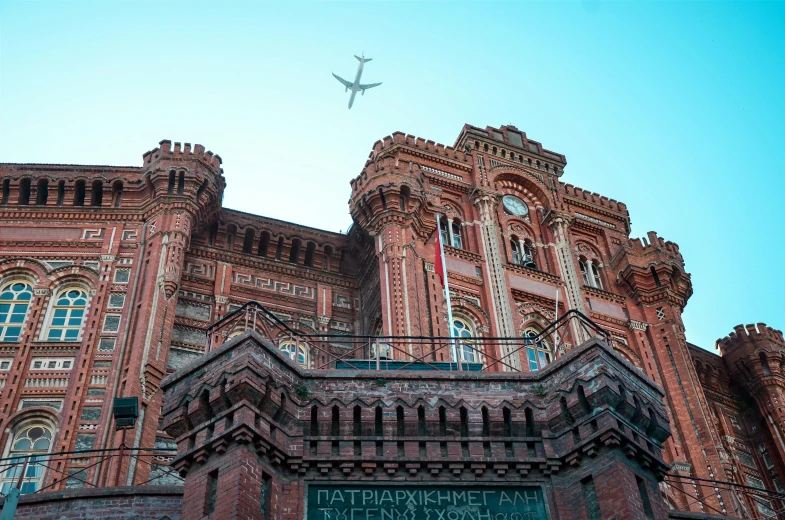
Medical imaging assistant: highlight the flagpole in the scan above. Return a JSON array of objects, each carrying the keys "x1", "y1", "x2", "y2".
[{"x1": 436, "y1": 213, "x2": 460, "y2": 370}]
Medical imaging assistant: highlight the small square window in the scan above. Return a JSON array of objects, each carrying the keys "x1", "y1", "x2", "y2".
[
  {"x1": 62, "y1": 360, "x2": 71, "y2": 369},
  {"x1": 102, "y1": 315, "x2": 120, "y2": 333},
  {"x1": 98, "y1": 337, "x2": 116, "y2": 351},
  {"x1": 0, "y1": 360, "x2": 11, "y2": 370},
  {"x1": 33, "y1": 361, "x2": 42, "y2": 369},
  {"x1": 113, "y1": 269, "x2": 130, "y2": 283},
  {"x1": 48, "y1": 361, "x2": 56, "y2": 369},
  {"x1": 108, "y1": 293, "x2": 125, "y2": 308}
]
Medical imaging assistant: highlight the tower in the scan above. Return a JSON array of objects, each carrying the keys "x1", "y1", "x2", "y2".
[
  {"x1": 717, "y1": 324, "x2": 785, "y2": 466},
  {"x1": 612, "y1": 231, "x2": 733, "y2": 514},
  {"x1": 103, "y1": 140, "x2": 225, "y2": 486}
]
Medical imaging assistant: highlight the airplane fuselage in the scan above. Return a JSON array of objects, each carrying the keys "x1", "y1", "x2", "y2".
[{"x1": 347, "y1": 61, "x2": 365, "y2": 109}]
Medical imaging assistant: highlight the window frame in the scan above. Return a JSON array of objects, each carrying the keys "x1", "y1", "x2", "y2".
[
  {"x1": 0, "y1": 421, "x2": 55, "y2": 495},
  {"x1": 41, "y1": 286, "x2": 90, "y2": 343},
  {"x1": 0, "y1": 280, "x2": 34, "y2": 342},
  {"x1": 279, "y1": 339, "x2": 308, "y2": 368},
  {"x1": 451, "y1": 317, "x2": 480, "y2": 364},
  {"x1": 522, "y1": 328, "x2": 551, "y2": 372}
]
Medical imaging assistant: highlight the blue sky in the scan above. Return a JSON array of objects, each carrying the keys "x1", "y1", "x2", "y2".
[{"x1": 1, "y1": 0, "x2": 783, "y2": 350}]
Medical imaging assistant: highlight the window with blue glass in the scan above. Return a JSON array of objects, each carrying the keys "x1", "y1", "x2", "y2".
[
  {"x1": 452, "y1": 318, "x2": 478, "y2": 363},
  {"x1": 0, "y1": 424, "x2": 52, "y2": 495},
  {"x1": 0, "y1": 281, "x2": 33, "y2": 342},
  {"x1": 279, "y1": 340, "x2": 308, "y2": 367},
  {"x1": 46, "y1": 288, "x2": 88, "y2": 341},
  {"x1": 523, "y1": 329, "x2": 551, "y2": 372}
]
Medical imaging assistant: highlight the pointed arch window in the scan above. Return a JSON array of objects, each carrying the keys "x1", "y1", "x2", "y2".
[
  {"x1": 279, "y1": 339, "x2": 308, "y2": 368},
  {"x1": 451, "y1": 221, "x2": 463, "y2": 249},
  {"x1": 522, "y1": 328, "x2": 551, "y2": 372},
  {"x1": 46, "y1": 288, "x2": 88, "y2": 341},
  {"x1": 0, "y1": 281, "x2": 33, "y2": 342},
  {"x1": 510, "y1": 236, "x2": 536, "y2": 268},
  {"x1": 579, "y1": 258, "x2": 603, "y2": 289},
  {"x1": 452, "y1": 318, "x2": 478, "y2": 363},
  {"x1": 0, "y1": 423, "x2": 53, "y2": 495},
  {"x1": 439, "y1": 217, "x2": 450, "y2": 246}
]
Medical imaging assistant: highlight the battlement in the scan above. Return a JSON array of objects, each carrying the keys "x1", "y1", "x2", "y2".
[
  {"x1": 142, "y1": 139, "x2": 223, "y2": 171},
  {"x1": 562, "y1": 183, "x2": 628, "y2": 215},
  {"x1": 369, "y1": 131, "x2": 470, "y2": 164},
  {"x1": 457, "y1": 124, "x2": 567, "y2": 165},
  {"x1": 625, "y1": 231, "x2": 683, "y2": 260},
  {"x1": 717, "y1": 323, "x2": 785, "y2": 354}
]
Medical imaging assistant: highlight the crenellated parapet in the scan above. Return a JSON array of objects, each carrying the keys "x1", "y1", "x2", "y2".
[
  {"x1": 141, "y1": 139, "x2": 225, "y2": 232},
  {"x1": 610, "y1": 231, "x2": 692, "y2": 308},
  {"x1": 161, "y1": 331, "x2": 671, "y2": 485},
  {"x1": 562, "y1": 184, "x2": 628, "y2": 217},
  {"x1": 716, "y1": 324, "x2": 785, "y2": 469},
  {"x1": 717, "y1": 323, "x2": 785, "y2": 387}
]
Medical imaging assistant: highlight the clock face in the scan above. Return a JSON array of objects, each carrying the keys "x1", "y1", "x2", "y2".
[{"x1": 502, "y1": 195, "x2": 529, "y2": 216}]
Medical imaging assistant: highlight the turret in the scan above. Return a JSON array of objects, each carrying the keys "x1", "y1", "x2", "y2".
[
  {"x1": 717, "y1": 324, "x2": 785, "y2": 465},
  {"x1": 141, "y1": 139, "x2": 226, "y2": 232},
  {"x1": 610, "y1": 231, "x2": 692, "y2": 309}
]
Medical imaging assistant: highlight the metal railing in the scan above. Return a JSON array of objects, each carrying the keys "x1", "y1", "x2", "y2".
[{"x1": 205, "y1": 301, "x2": 612, "y2": 373}]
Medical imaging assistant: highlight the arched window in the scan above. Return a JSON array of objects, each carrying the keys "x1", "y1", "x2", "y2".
[
  {"x1": 73, "y1": 180, "x2": 86, "y2": 206},
  {"x1": 279, "y1": 340, "x2": 308, "y2": 367},
  {"x1": 579, "y1": 258, "x2": 591, "y2": 286},
  {"x1": 590, "y1": 263, "x2": 602, "y2": 289},
  {"x1": 18, "y1": 179, "x2": 31, "y2": 205},
  {"x1": 36, "y1": 179, "x2": 48, "y2": 205},
  {"x1": 0, "y1": 281, "x2": 33, "y2": 342},
  {"x1": 225, "y1": 224, "x2": 236, "y2": 250},
  {"x1": 0, "y1": 423, "x2": 53, "y2": 494},
  {"x1": 439, "y1": 217, "x2": 450, "y2": 246},
  {"x1": 522, "y1": 328, "x2": 551, "y2": 372},
  {"x1": 510, "y1": 237, "x2": 536, "y2": 268},
  {"x1": 451, "y1": 221, "x2": 463, "y2": 249},
  {"x1": 91, "y1": 180, "x2": 103, "y2": 207},
  {"x1": 112, "y1": 181, "x2": 123, "y2": 208},
  {"x1": 452, "y1": 318, "x2": 478, "y2": 363},
  {"x1": 323, "y1": 245, "x2": 333, "y2": 272},
  {"x1": 579, "y1": 257, "x2": 603, "y2": 289},
  {"x1": 304, "y1": 242, "x2": 316, "y2": 267},
  {"x1": 289, "y1": 239, "x2": 301, "y2": 264},
  {"x1": 46, "y1": 287, "x2": 88, "y2": 341},
  {"x1": 242, "y1": 229, "x2": 255, "y2": 254}
]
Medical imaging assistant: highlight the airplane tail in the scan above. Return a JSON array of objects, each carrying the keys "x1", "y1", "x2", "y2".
[{"x1": 355, "y1": 55, "x2": 371, "y2": 62}]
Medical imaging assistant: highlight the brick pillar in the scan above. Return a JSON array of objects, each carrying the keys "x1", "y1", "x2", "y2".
[{"x1": 181, "y1": 444, "x2": 277, "y2": 520}]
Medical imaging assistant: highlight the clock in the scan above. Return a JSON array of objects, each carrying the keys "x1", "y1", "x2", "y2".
[{"x1": 502, "y1": 195, "x2": 529, "y2": 216}]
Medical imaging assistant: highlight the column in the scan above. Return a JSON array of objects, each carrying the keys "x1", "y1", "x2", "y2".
[
  {"x1": 546, "y1": 212, "x2": 588, "y2": 344},
  {"x1": 472, "y1": 192, "x2": 518, "y2": 370}
]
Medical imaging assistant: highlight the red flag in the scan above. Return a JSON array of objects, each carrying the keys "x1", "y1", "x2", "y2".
[{"x1": 434, "y1": 227, "x2": 446, "y2": 286}]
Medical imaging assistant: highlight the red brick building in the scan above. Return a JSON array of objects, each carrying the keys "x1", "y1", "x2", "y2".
[{"x1": 0, "y1": 125, "x2": 782, "y2": 519}]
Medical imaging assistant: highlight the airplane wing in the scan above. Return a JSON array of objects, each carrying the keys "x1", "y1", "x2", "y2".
[
  {"x1": 332, "y1": 73, "x2": 354, "y2": 89},
  {"x1": 359, "y1": 82, "x2": 382, "y2": 91}
]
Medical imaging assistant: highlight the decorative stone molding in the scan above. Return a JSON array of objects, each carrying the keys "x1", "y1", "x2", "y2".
[
  {"x1": 214, "y1": 296, "x2": 229, "y2": 304},
  {"x1": 628, "y1": 320, "x2": 648, "y2": 331},
  {"x1": 100, "y1": 255, "x2": 116, "y2": 263}
]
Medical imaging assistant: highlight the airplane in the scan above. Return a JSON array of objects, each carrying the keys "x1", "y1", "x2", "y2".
[{"x1": 332, "y1": 54, "x2": 382, "y2": 109}]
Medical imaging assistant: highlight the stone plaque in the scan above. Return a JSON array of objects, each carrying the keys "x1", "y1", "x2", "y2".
[{"x1": 306, "y1": 484, "x2": 548, "y2": 520}]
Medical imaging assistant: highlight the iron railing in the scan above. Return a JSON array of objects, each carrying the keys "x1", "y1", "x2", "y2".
[{"x1": 205, "y1": 301, "x2": 612, "y2": 373}]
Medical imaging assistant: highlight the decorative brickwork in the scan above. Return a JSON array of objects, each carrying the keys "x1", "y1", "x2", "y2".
[{"x1": 0, "y1": 124, "x2": 781, "y2": 518}]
